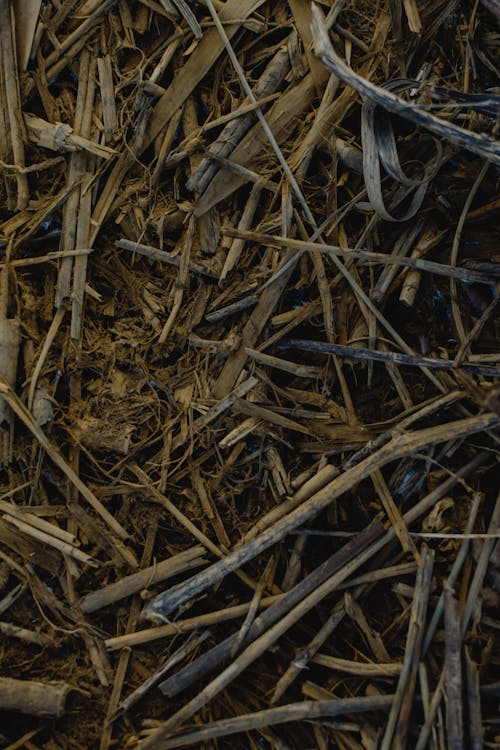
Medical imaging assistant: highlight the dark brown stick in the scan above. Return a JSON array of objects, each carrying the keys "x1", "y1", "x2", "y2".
[{"x1": 282, "y1": 339, "x2": 500, "y2": 378}]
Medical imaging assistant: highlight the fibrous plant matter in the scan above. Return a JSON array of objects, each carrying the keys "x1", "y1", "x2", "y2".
[{"x1": 0, "y1": 1, "x2": 499, "y2": 749}]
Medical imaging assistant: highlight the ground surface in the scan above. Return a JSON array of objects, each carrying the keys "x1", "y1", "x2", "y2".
[{"x1": 0, "y1": 1, "x2": 499, "y2": 748}]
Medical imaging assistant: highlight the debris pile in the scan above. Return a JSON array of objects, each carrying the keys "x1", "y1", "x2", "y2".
[{"x1": 1, "y1": 1, "x2": 499, "y2": 748}]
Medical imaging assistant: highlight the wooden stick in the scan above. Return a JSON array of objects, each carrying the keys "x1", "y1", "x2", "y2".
[
  {"x1": 381, "y1": 546, "x2": 434, "y2": 749},
  {"x1": 71, "y1": 44, "x2": 98, "y2": 340},
  {"x1": 0, "y1": 0, "x2": 29, "y2": 210},
  {"x1": 283, "y1": 339, "x2": 500, "y2": 378},
  {"x1": 0, "y1": 621, "x2": 55, "y2": 648},
  {"x1": 0, "y1": 22, "x2": 14, "y2": 209},
  {"x1": 0, "y1": 249, "x2": 91, "y2": 269},
  {"x1": 219, "y1": 181, "x2": 265, "y2": 281},
  {"x1": 154, "y1": 696, "x2": 394, "y2": 749},
  {"x1": 222, "y1": 228, "x2": 494, "y2": 285},
  {"x1": 0, "y1": 267, "x2": 20, "y2": 446},
  {"x1": 230, "y1": 554, "x2": 275, "y2": 658},
  {"x1": 27, "y1": 304, "x2": 66, "y2": 411},
  {"x1": 311, "y1": 654, "x2": 402, "y2": 677},
  {"x1": 116, "y1": 239, "x2": 218, "y2": 279},
  {"x1": 55, "y1": 48, "x2": 90, "y2": 307},
  {"x1": 97, "y1": 54, "x2": 117, "y2": 142},
  {"x1": 270, "y1": 608, "x2": 345, "y2": 705},
  {"x1": 464, "y1": 647, "x2": 484, "y2": 750},
  {"x1": 0, "y1": 677, "x2": 70, "y2": 717},
  {"x1": 24, "y1": 114, "x2": 115, "y2": 158},
  {"x1": 81, "y1": 546, "x2": 206, "y2": 613},
  {"x1": 113, "y1": 631, "x2": 209, "y2": 719},
  {"x1": 461, "y1": 491, "x2": 500, "y2": 636},
  {"x1": 211, "y1": 246, "x2": 302, "y2": 398},
  {"x1": 2, "y1": 513, "x2": 97, "y2": 567},
  {"x1": 245, "y1": 347, "x2": 323, "y2": 379},
  {"x1": 105, "y1": 595, "x2": 282, "y2": 651}
]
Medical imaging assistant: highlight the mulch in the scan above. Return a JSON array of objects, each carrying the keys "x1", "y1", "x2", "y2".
[{"x1": 0, "y1": 1, "x2": 499, "y2": 748}]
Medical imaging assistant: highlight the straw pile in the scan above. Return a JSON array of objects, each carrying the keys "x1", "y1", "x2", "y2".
[{"x1": 1, "y1": 1, "x2": 499, "y2": 748}]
